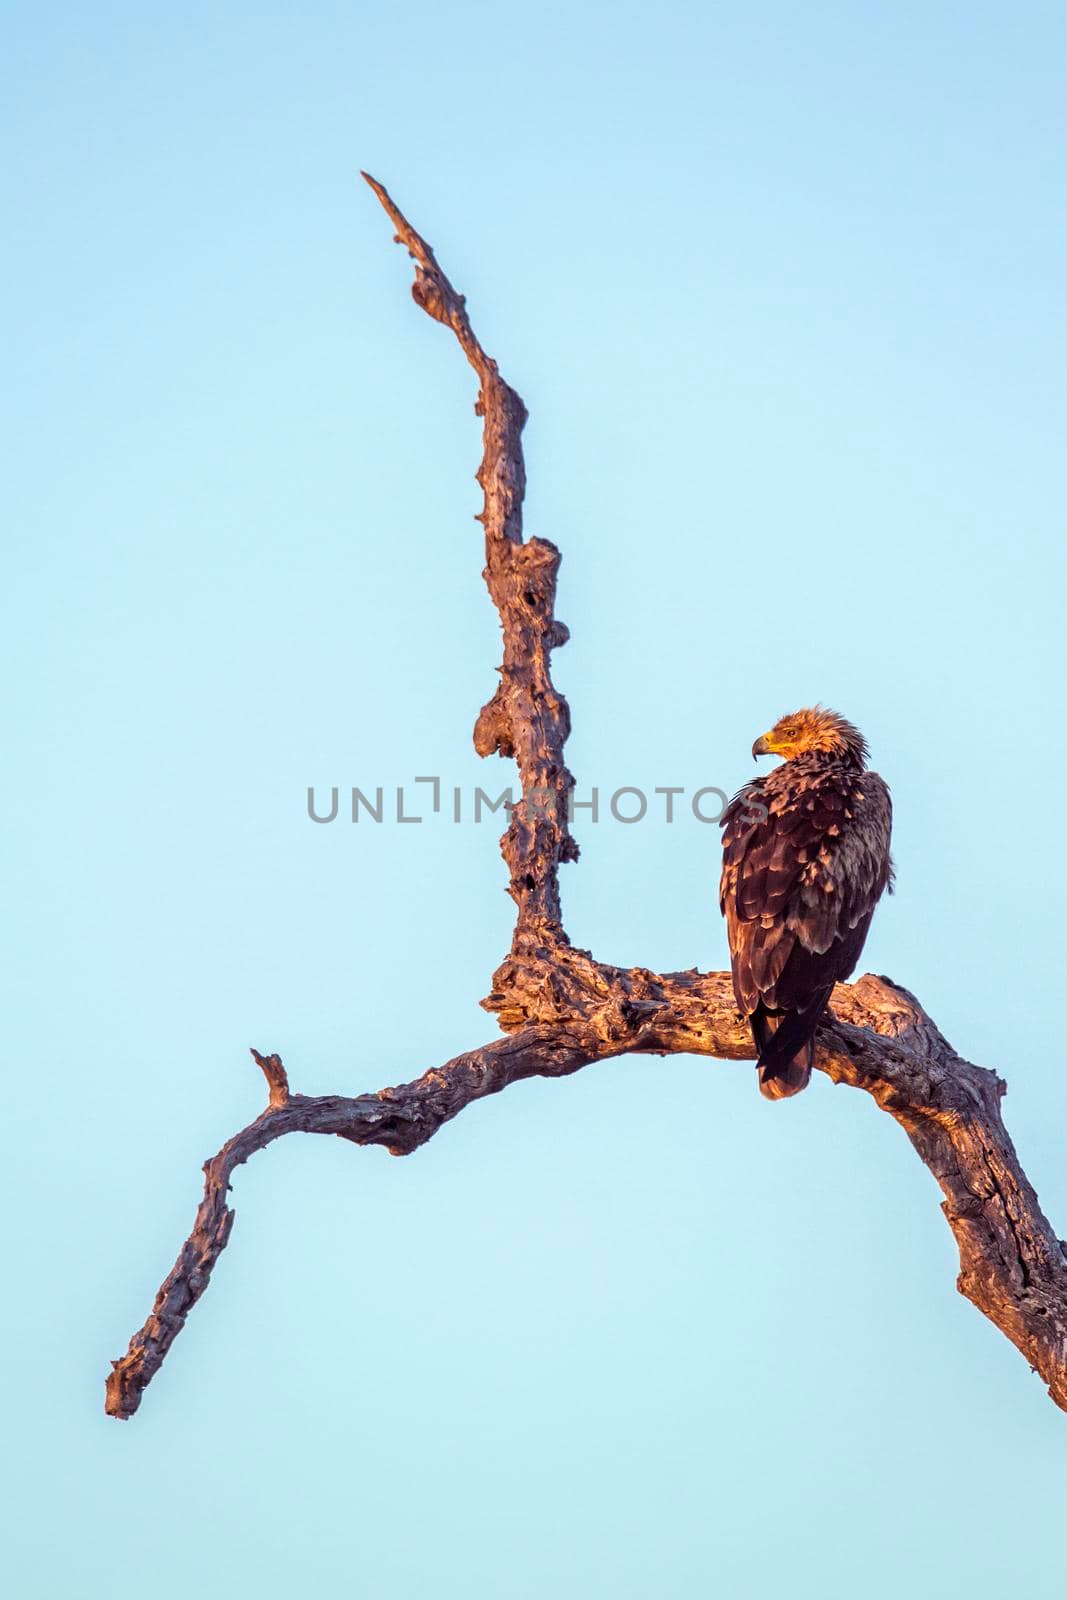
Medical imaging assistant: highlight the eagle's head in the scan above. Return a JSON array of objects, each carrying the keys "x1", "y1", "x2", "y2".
[{"x1": 752, "y1": 706, "x2": 868, "y2": 765}]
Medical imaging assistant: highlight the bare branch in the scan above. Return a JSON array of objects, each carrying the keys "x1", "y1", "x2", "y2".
[
  {"x1": 250, "y1": 1048, "x2": 289, "y2": 1108},
  {"x1": 360, "y1": 171, "x2": 577, "y2": 946},
  {"x1": 106, "y1": 176, "x2": 1067, "y2": 1421}
]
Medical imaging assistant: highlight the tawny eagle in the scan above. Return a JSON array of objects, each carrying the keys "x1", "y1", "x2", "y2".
[{"x1": 719, "y1": 708, "x2": 893, "y2": 1099}]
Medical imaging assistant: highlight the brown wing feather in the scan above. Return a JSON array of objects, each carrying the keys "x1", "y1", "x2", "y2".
[{"x1": 720, "y1": 763, "x2": 892, "y2": 1018}]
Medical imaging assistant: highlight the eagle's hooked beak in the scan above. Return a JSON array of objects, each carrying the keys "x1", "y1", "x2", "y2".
[{"x1": 752, "y1": 733, "x2": 773, "y2": 760}]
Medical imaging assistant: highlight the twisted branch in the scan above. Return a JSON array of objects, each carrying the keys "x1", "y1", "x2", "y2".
[{"x1": 106, "y1": 176, "x2": 1067, "y2": 1421}]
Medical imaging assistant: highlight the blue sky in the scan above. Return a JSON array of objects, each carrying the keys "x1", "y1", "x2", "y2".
[{"x1": 4, "y1": 3, "x2": 1067, "y2": 1595}]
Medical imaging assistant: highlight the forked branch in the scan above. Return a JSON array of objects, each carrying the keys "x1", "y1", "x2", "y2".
[{"x1": 106, "y1": 176, "x2": 1067, "y2": 1421}]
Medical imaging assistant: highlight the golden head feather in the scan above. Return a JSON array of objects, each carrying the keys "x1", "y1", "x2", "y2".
[{"x1": 751, "y1": 706, "x2": 868, "y2": 765}]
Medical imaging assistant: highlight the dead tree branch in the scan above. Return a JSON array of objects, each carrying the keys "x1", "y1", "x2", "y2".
[{"x1": 106, "y1": 176, "x2": 1067, "y2": 1421}]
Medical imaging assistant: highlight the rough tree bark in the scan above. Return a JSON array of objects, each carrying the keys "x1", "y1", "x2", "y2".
[{"x1": 105, "y1": 175, "x2": 1067, "y2": 1421}]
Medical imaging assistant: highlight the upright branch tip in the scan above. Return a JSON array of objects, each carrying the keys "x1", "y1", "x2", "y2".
[{"x1": 251, "y1": 1049, "x2": 290, "y2": 1108}]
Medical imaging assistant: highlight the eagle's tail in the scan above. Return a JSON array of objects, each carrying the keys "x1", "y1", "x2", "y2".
[
  {"x1": 758, "y1": 1039, "x2": 813, "y2": 1099},
  {"x1": 751, "y1": 990, "x2": 833, "y2": 1100}
]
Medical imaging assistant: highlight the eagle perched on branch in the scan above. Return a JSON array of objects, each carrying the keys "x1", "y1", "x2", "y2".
[{"x1": 720, "y1": 708, "x2": 893, "y2": 1100}]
